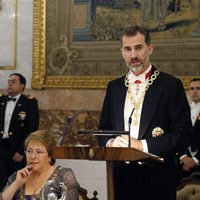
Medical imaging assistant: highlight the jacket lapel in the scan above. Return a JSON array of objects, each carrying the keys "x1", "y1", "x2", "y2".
[
  {"x1": 0, "y1": 97, "x2": 7, "y2": 130},
  {"x1": 194, "y1": 113, "x2": 200, "y2": 128},
  {"x1": 138, "y1": 68, "x2": 163, "y2": 139},
  {"x1": 9, "y1": 95, "x2": 24, "y2": 129},
  {"x1": 115, "y1": 78, "x2": 127, "y2": 131}
]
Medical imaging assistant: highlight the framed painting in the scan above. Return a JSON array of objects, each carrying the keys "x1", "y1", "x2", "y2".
[
  {"x1": 32, "y1": 0, "x2": 200, "y2": 89},
  {"x1": 0, "y1": 0, "x2": 18, "y2": 69}
]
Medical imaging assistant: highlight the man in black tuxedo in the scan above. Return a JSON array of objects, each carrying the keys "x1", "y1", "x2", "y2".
[
  {"x1": 0, "y1": 73, "x2": 39, "y2": 190},
  {"x1": 98, "y1": 26, "x2": 193, "y2": 200},
  {"x1": 177, "y1": 78, "x2": 200, "y2": 181}
]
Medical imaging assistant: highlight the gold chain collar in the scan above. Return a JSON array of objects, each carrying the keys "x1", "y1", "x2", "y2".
[{"x1": 124, "y1": 70, "x2": 160, "y2": 126}]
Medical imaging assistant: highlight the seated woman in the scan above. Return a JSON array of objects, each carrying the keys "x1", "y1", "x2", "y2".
[{"x1": 0, "y1": 130, "x2": 79, "y2": 200}]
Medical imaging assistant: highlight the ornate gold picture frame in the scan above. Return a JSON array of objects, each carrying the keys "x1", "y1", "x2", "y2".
[
  {"x1": 0, "y1": 0, "x2": 18, "y2": 69},
  {"x1": 32, "y1": 0, "x2": 200, "y2": 89}
]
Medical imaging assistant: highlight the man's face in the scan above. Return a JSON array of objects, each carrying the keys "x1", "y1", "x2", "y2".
[
  {"x1": 7, "y1": 75, "x2": 24, "y2": 97},
  {"x1": 189, "y1": 80, "x2": 200, "y2": 103},
  {"x1": 120, "y1": 32, "x2": 153, "y2": 75}
]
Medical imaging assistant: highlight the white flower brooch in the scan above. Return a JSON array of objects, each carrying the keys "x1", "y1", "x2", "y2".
[{"x1": 152, "y1": 127, "x2": 164, "y2": 137}]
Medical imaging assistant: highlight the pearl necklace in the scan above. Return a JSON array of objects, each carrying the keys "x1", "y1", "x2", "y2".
[{"x1": 125, "y1": 70, "x2": 160, "y2": 126}]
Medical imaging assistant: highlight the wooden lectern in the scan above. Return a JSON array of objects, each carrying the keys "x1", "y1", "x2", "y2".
[{"x1": 53, "y1": 146, "x2": 163, "y2": 200}]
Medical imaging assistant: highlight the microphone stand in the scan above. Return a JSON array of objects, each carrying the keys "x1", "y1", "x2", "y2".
[
  {"x1": 59, "y1": 111, "x2": 83, "y2": 145},
  {"x1": 128, "y1": 108, "x2": 135, "y2": 148}
]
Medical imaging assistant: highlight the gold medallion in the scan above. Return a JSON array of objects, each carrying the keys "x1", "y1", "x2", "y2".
[
  {"x1": 89, "y1": 148, "x2": 94, "y2": 158},
  {"x1": 133, "y1": 120, "x2": 138, "y2": 126}
]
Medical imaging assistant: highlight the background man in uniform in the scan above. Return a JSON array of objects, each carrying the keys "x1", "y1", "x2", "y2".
[
  {"x1": 0, "y1": 73, "x2": 39, "y2": 190},
  {"x1": 178, "y1": 78, "x2": 200, "y2": 182}
]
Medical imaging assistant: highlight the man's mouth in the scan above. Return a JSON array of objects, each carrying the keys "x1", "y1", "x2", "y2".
[{"x1": 130, "y1": 59, "x2": 141, "y2": 66}]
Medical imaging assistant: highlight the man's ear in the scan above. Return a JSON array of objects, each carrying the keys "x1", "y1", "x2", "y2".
[{"x1": 149, "y1": 44, "x2": 154, "y2": 55}]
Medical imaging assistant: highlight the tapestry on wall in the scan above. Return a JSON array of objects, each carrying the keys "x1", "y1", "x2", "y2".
[{"x1": 73, "y1": 0, "x2": 200, "y2": 41}]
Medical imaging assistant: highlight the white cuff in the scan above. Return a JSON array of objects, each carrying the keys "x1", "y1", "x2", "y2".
[
  {"x1": 141, "y1": 140, "x2": 148, "y2": 153},
  {"x1": 106, "y1": 139, "x2": 115, "y2": 147},
  {"x1": 192, "y1": 157, "x2": 200, "y2": 165},
  {"x1": 179, "y1": 154, "x2": 187, "y2": 163}
]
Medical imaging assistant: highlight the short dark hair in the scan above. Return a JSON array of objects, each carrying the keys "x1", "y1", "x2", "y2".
[
  {"x1": 190, "y1": 78, "x2": 200, "y2": 83},
  {"x1": 9, "y1": 73, "x2": 26, "y2": 90},
  {"x1": 120, "y1": 26, "x2": 151, "y2": 45}
]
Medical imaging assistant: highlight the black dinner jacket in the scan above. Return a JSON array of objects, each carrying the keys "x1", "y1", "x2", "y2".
[
  {"x1": 0, "y1": 93, "x2": 39, "y2": 156},
  {"x1": 99, "y1": 66, "x2": 192, "y2": 158},
  {"x1": 186, "y1": 113, "x2": 200, "y2": 160}
]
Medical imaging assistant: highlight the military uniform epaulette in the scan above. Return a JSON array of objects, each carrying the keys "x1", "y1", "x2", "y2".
[{"x1": 25, "y1": 94, "x2": 35, "y2": 99}]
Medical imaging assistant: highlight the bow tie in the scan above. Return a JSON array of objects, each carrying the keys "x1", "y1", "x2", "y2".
[
  {"x1": 134, "y1": 80, "x2": 142, "y2": 84},
  {"x1": 7, "y1": 97, "x2": 16, "y2": 102},
  {"x1": 133, "y1": 69, "x2": 152, "y2": 84}
]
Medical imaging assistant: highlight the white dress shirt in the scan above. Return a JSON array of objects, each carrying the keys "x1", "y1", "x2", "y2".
[
  {"x1": 3, "y1": 94, "x2": 21, "y2": 138},
  {"x1": 124, "y1": 65, "x2": 152, "y2": 152},
  {"x1": 190, "y1": 101, "x2": 200, "y2": 126},
  {"x1": 180, "y1": 101, "x2": 200, "y2": 164}
]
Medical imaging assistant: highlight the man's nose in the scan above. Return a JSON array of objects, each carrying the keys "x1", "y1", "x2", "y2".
[
  {"x1": 130, "y1": 49, "x2": 137, "y2": 58},
  {"x1": 8, "y1": 81, "x2": 13, "y2": 85}
]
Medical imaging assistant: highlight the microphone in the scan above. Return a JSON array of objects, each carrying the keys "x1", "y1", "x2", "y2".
[
  {"x1": 78, "y1": 130, "x2": 129, "y2": 135},
  {"x1": 128, "y1": 107, "x2": 135, "y2": 147}
]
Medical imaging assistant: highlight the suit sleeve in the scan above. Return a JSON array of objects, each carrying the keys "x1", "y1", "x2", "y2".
[{"x1": 98, "y1": 82, "x2": 116, "y2": 146}]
